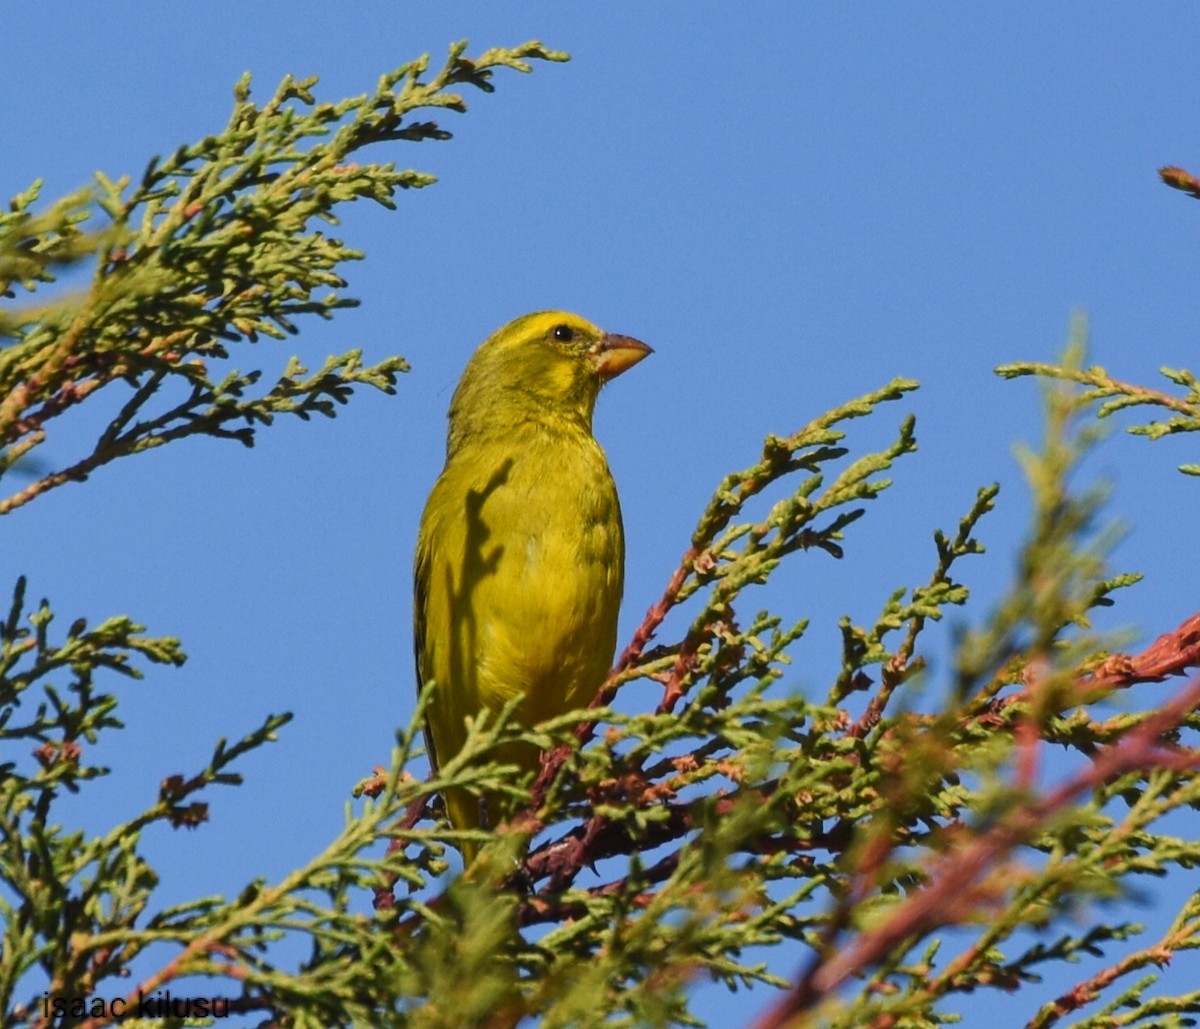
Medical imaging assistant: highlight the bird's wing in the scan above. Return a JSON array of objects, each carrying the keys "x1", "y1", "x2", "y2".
[{"x1": 413, "y1": 531, "x2": 441, "y2": 773}]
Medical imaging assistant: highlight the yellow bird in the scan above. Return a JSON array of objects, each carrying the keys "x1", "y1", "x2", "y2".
[{"x1": 414, "y1": 311, "x2": 651, "y2": 860}]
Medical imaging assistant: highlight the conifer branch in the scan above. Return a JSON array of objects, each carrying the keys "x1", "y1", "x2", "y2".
[{"x1": 0, "y1": 41, "x2": 567, "y2": 515}]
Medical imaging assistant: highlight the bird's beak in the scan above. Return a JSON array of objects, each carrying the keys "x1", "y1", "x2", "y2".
[{"x1": 591, "y1": 333, "x2": 653, "y2": 381}]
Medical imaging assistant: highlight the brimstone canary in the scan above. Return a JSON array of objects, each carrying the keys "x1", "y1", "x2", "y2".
[{"x1": 414, "y1": 311, "x2": 651, "y2": 860}]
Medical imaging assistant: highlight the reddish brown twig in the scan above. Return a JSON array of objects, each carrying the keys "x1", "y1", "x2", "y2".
[
  {"x1": 614, "y1": 546, "x2": 699, "y2": 677},
  {"x1": 1161, "y1": 165, "x2": 1200, "y2": 201},
  {"x1": 969, "y1": 611, "x2": 1200, "y2": 732},
  {"x1": 1032, "y1": 938, "x2": 1175, "y2": 1028},
  {"x1": 1086, "y1": 612, "x2": 1200, "y2": 690}
]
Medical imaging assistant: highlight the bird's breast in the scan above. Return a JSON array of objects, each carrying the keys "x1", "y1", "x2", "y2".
[{"x1": 426, "y1": 425, "x2": 626, "y2": 723}]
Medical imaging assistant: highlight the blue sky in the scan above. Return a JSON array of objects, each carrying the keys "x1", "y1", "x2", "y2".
[{"x1": 4, "y1": 4, "x2": 1200, "y2": 1025}]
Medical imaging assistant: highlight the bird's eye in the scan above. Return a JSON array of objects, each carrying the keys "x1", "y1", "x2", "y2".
[{"x1": 552, "y1": 325, "x2": 575, "y2": 342}]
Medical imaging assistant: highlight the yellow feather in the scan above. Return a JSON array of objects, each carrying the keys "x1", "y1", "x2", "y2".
[{"x1": 414, "y1": 311, "x2": 651, "y2": 861}]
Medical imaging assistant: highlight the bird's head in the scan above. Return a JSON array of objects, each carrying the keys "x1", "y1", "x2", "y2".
[{"x1": 448, "y1": 311, "x2": 652, "y2": 446}]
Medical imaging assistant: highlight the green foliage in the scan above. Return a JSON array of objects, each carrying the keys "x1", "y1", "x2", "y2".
[
  {"x1": 4, "y1": 35, "x2": 1200, "y2": 1029},
  {"x1": 999, "y1": 313, "x2": 1200, "y2": 477},
  {"x1": 0, "y1": 39, "x2": 566, "y2": 514}
]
